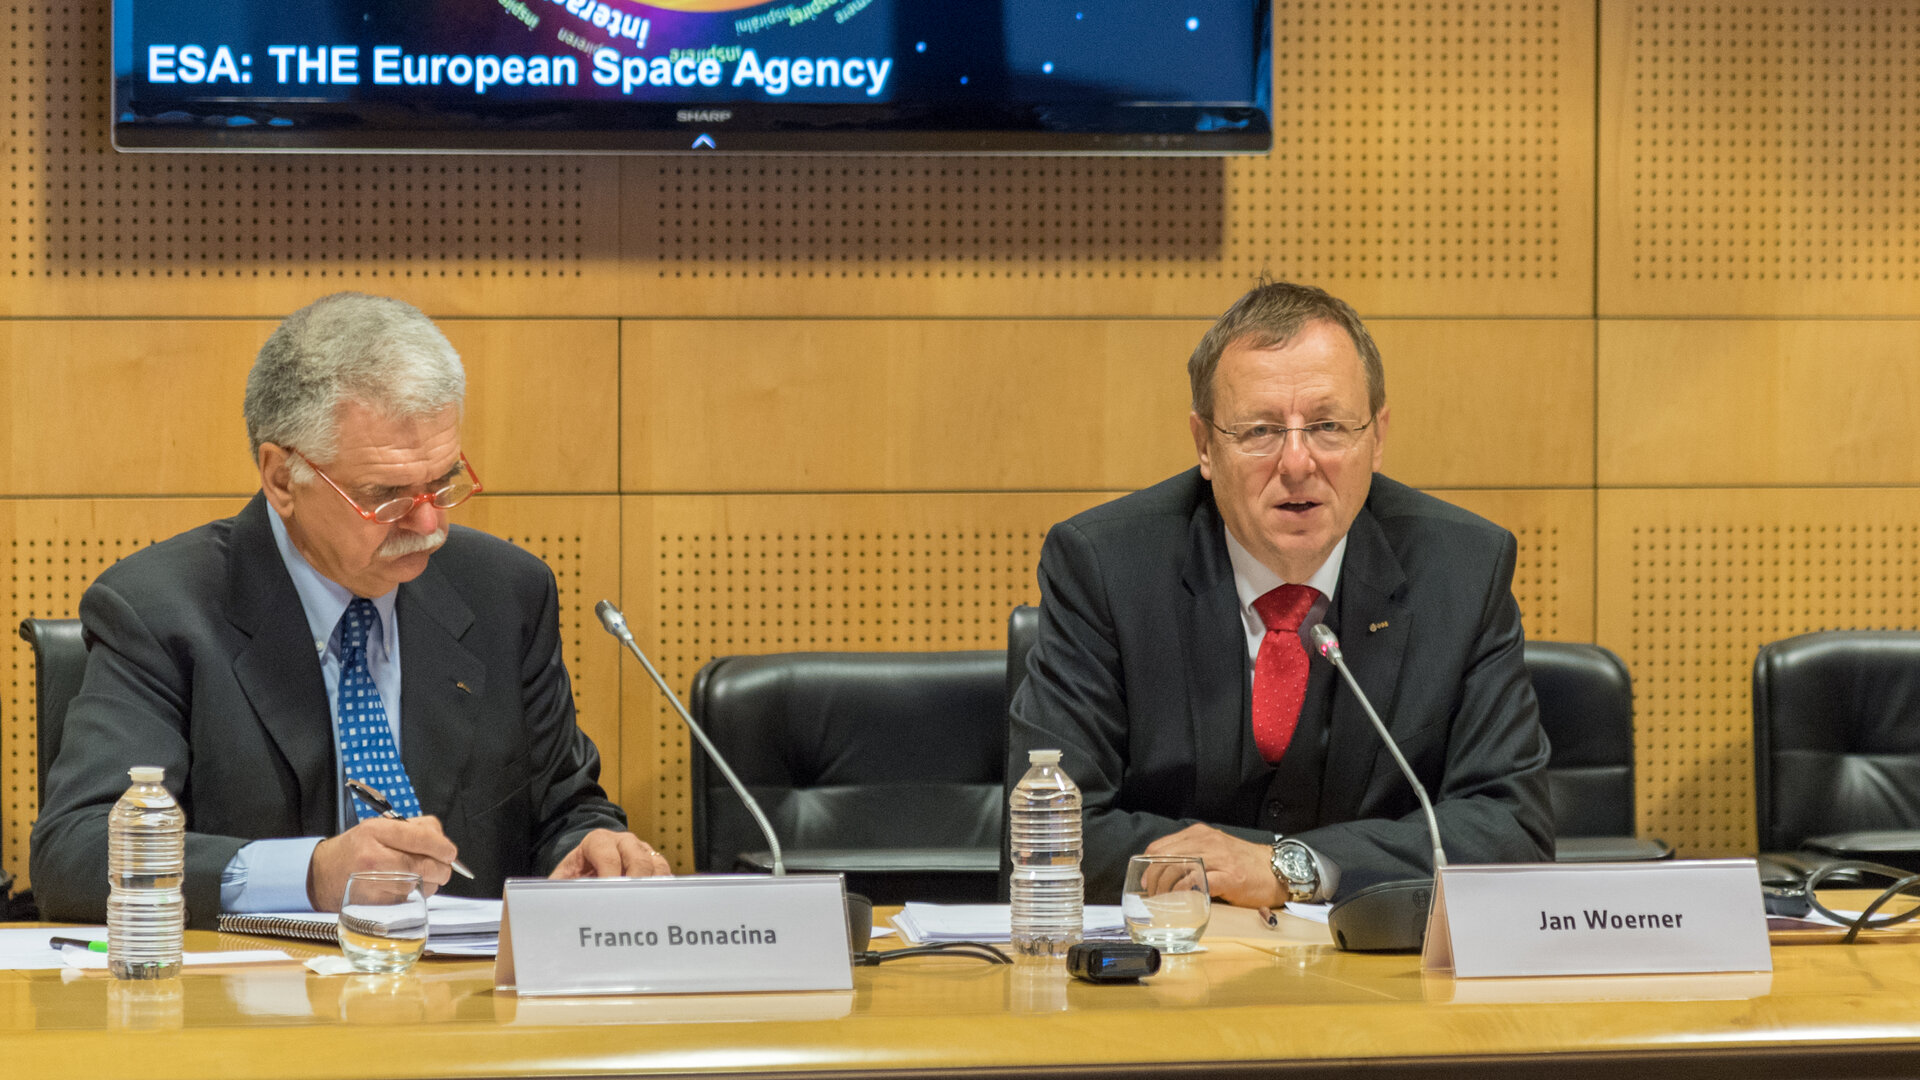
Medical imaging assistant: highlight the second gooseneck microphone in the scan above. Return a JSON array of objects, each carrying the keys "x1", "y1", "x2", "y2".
[
  {"x1": 1309, "y1": 623, "x2": 1447, "y2": 873},
  {"x1": 595, "y1": 599, "x2": 785, "y2": 876}
]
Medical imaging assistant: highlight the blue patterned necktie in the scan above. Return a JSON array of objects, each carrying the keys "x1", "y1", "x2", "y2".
[{"x1": 337, "y1": 598, "x2": 423, "y2": 820}]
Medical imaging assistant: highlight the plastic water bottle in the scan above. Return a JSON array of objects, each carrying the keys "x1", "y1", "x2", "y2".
[
  {"x1": 1009, "y1": 748, "x2": 1083, "y2": 958},
  {"x1": 107, "y1": 766, "x2": 185, "y2": 980}
]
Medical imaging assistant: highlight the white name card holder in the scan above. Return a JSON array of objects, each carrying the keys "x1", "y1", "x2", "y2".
[
  {"x1": 1421, "y1": 858, "x2": 1772, "y2": 978},
  {"x1": 495, "y1": 874, "x2": 854, "y2": 995}
]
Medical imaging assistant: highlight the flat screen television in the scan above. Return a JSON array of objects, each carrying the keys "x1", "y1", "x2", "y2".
[{"x1": 112, "y1": 1, "x2": 1272, "y2": 155}]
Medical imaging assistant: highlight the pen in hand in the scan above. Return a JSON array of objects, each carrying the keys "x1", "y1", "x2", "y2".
[{"x1": 345, "y1": 778, "x2": 475, "y2": 880}]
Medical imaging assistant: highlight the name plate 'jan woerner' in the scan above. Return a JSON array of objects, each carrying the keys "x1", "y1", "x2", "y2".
[
  {"x1": 1422, "y1": 859, "x2": 1772, "y2": 978},
  {"x1": 496, "y1": 875, "x2": 853, "y2": 995}
]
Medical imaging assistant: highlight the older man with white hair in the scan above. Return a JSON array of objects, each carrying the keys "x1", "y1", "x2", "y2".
[{"x1": 33, "y1": 292, "x2": 668, "y2": 926}]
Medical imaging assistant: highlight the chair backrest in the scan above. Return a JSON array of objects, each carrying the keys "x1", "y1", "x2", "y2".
[
  {"x1": 19, "y1": 618, "x2": 88, "y2": 800},
  {"x1": 1753, "y1": 630, "x2": 1920, "y2": 853},
  {"x1": 686, "y1": 650, "x2": 1008, "y2": 875},
  {"x1": 1526, "y1": 640, "x2": 1636, "y2": 838},
  {"x1": 1007, "y1": 604, "x2": 1039, "y2": 707}
]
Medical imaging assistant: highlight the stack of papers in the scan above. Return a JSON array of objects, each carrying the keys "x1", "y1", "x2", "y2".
[
  {"x1": 419, "y1": 895, "x2": 502, "y2": 956},
  {"x1": 891, "y1": 903, "x2": 1129, "y2": 945}
]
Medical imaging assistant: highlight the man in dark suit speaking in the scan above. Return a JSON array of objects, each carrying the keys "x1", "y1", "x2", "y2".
[
  {"x1": 33, "y1": 293, "x2": 669, "y2": 926},
  {"x1": 1009, "y1": 280, "x2": 1552, "y2": 906}
]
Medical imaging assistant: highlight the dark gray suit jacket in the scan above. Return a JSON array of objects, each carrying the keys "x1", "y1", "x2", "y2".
[
  {"x1": 1009, "y1": 470, "x2": 1553, "y2": 901},
  {"x1": 30, "y1": 494, "x2": 627, "y2": 926}
]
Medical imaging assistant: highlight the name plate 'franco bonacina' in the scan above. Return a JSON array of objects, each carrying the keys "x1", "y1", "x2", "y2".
[
  {"x1": 576, "y1": 922, "x2": 781, "y2": 948},
  {"x1": 497, "y1": 875, "x2": 853, "y2": 995}
]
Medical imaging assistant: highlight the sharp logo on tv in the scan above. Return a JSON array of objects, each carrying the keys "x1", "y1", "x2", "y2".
[{"x1": 112, "y1": 1, "x2": 1273, "y2": 154}]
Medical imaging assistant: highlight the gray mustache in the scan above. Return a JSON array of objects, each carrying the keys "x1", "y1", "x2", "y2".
[{"x1": 378, "y1": 527, "x2": 447, "y2": 558}]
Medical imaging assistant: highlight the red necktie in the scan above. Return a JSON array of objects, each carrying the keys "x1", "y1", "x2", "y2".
[{"x1": 1251, "y1": 584, "x2": 1321, "y2": 764}]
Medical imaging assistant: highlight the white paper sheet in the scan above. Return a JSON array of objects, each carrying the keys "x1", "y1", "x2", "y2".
[{"x1": 891, "y1": 903, "x2": 1129, "y2": 944}]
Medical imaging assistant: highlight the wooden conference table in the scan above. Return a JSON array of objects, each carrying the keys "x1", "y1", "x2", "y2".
[{"x1": 10, "y1": 905, "x2": 1920, "y2": 1080}]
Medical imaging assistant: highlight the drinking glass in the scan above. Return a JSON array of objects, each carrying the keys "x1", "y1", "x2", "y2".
[
  {"x1": 1122, "y1": 855, "x2": 1211, "y2": 954},
  {"x1": 338, "y1": 871, "x2": 428, "y2": 973}
]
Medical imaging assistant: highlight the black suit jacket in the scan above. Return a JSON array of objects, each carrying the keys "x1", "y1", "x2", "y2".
[
  {"x1": 30, "y1": 494, "x2": 627, "y2": 926},
  {"x1": 1009, "y1": 470, "x2": 1553, "y2": 901}
]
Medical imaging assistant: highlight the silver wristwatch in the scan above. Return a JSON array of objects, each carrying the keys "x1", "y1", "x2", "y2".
[{"x1": 1270, "y1": 837, "x2": 1318, "y2": 903}]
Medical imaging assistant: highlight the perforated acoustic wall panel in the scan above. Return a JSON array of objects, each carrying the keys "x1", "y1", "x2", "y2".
[
  {"x1": 616, "y1": 488, "x2": 1584, "y2": 871},
  {"x1": 620, "y1": 1, "x2": 1595, "y2": 318},
  {"x1": 1, "y1": 499, "x2": 242, "y2": 886},
  {"x1": 620, "y1": 493, "x2": 1107, "y2": 871},
  {"x1": 1599, "y1": 3, "x2": 1920, "y2": 315},
  {"x1": 1597, "y1": 490, "x2": 1920, "y2": 856},
  {"x1": 1441, "y1": 489, "x2": 1595, "y2": 644},
  {"x1": 3, "y1": 3, "x2": 1594, "y2": 319},
  {"x1": 2, "y1": 9, "x2": 620, "y2": 317}
]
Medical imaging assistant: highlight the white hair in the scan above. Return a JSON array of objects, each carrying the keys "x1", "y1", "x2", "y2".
[{"x1": 244, "y1": 292, "x2": 466, "y2": 468}]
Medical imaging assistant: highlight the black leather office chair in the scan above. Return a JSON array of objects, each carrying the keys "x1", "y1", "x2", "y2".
[
  {"x1": 1007, "y1": 605, "x2": 1039, "y2": 711},
  {"x1": 687, "y1": 650, "x2": 1008, "y2": 904},
  {"x1": 13, "y1": 617, "x2": 88, "y2": 920},
  {"x1": 1754, "y1": 630, "x2": 1920, "y2": 878},
  {"x1": 1526, "y1": 641, "x2": 1671, "y2": 862},
  {"x1": 1001, "y1": 606, "x2": 1041, "y2": 902},
  {"x1": 20, "y1": 618, "x2": 89, "y2": 798}
]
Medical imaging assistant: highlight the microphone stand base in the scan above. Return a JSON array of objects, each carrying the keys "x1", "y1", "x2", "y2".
[{"x1": 1328, "y1": 878, "x2": 1434, "y2": 952}]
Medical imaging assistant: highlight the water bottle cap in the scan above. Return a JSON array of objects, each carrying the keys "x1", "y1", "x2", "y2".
[
  {"x1": 128, "y1": 766, "x2": 165, "y2": 784},
  {"x1": 1027, "y1": 749, "x2": 1062, "y2": 766}
]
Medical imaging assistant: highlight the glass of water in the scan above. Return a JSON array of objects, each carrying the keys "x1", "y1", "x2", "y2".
[
  {"x1": 1122, "y1": 855, "x2": 1211, "y2": 954},
  {"x1": 338, "y1": 871, "x2": 429, "y2": 973}
]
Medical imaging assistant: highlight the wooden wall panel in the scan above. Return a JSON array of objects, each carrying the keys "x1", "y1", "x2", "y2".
[
  {"x1": 1599, "y1": 3, "x2": 1920, "y2": 316},
  {"x1": 443, "y1": 321, "x2": 620, "y2": 494},
  {"x1": 617, "y1": 491, "x2": 1116, "y2": 872},
  {"x1": 1599, "y1": 320, "x2": 1920, "y2": 487},
  {"x1": 623, "y1": 319, "x2": 1592, "y2": 493},
  {"x1": 623, "y1": 320, "x2": 1200, "y2": 493},
  {"x1": 1374, "y1": 322, "x2": 1594, "y2": 490},
  {"x1": 0, "y1": 319, "x2": 617, "y2": 497},
  {"x1": 0, "y1": 323, "x2": 262, "y2": 495},
  {"x1": 1596, "y1": 488, "x2": 1920, "y2": 857},
  {"x1": 1436, "y1": 489, "x2": 1596, "y2": 643}
]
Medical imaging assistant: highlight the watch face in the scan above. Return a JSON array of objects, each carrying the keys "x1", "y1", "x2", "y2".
[{"x1": 1279, "y1": 845, "x2": 1314, "y2": 884}]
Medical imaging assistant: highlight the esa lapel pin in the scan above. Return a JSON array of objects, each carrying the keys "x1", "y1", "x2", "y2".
[
  {"x1": 1369, "y1": 620, "x2": 1390, "y2": 634},
  {"x1": 454, "y1": 680, "x2": 473, "y2": 694}
]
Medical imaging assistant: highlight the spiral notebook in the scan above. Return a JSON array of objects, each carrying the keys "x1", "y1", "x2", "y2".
[{"x1": 217, "y1": 895, "x2": 502, "y2": 955}]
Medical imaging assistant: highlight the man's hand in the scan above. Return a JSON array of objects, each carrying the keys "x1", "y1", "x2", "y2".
[
  {"x1": 307, "y1": 816, "x2": 459, "y2": 912},
  {"x1": 549, "y1": 829, "x2": 671, "y2": 880},
  {"x1": 1144, "y1": 823, "x2": 1282, "y2": 908}
]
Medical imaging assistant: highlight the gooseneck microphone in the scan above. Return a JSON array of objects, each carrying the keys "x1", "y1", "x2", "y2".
[
  {"x1": 595, "y1": 599, "x2": 785, "y2": 876},
  {"x1": 1309, "y1": 623, "x2": 1445, "y2": 952},
  {"x1": 1309, "y1": 624, "x2": 1446, "y2": 873}
]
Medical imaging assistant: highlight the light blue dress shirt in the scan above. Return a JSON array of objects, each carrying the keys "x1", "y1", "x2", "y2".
[{"x1": 219, "y1": 509, "x2": 406, "y2": 912}]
